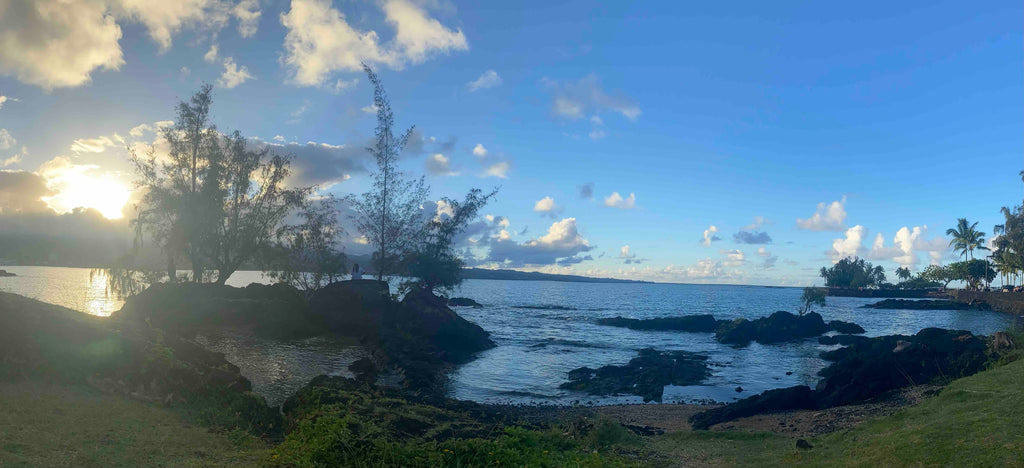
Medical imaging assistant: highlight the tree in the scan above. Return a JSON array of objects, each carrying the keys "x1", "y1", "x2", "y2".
[
  {"x1": 921, "y1": 264, "x2": 956, "y2": 288},
  {"x1": 819, "y1": 257, "x2": 885, "y2": 288},
  {"x1": 948, "y1": 260, "x2": 996, "y2": 289},
  {"x1": 266, "y1": 195, "x2": 347, "y2": 295},
  {"x1": 798, "y1": 287, "x2": 826, "y2": 316},
  {"x1": 205, "y1": 132, "x2": 307, "y2": 284},
  {"x1": 993, "y1": 204, "x2": 1023, "y2": 286},
  {"x1": 349, "y1": 65, "x2": 428, "y2": 281},
  {"x1": 406, "y1": 188, "x2": 498, "y2": 296},
  {"x1": 946, "y1": 218, "x2": 988, "y2": 261},
  {"x1": 895, "y1": 266, "x2": 912, "y2": 282}
]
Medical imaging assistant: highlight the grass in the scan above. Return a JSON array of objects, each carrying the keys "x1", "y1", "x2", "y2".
[
  {"x1": 0, "y1": 380, "x2": 268, "y2": 467},
  {"x1": 650, "y1": 357, "x2": 1024, "y2": 467}
]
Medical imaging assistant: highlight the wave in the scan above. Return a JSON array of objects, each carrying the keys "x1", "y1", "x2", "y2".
[
  {"x1": 529, "y1": 338, "x2": 616, "y2": 350},
  {"x1": 512, "y1": 304, "x2": 577, "y2": 311}
]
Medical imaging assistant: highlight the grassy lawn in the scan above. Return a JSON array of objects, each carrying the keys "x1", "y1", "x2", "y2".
[
  {"x1": 0, "y1": 380, "x2": 268, "y2": 467},
  {"x1": 650, "y1": 358, "x2": 1024, "y2": 467}
]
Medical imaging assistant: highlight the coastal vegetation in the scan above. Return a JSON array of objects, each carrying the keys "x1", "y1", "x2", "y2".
[{"x1": 819, "y1": 257, "x2": 886, "y2": 289}]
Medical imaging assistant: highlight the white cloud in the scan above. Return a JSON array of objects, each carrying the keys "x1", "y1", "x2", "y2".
[
  {"x1": 0, "y1": 95, "x2": 10, "y2": 109},
  {"x1": 867, "y1": 225, "x2": 950, "y2": 267},
  {"x1": 0, "y1": 129, "x2": 14, "y2": 150},
  {"x1": 743, "y1": 216, "x2": 775, "y2": 231},
  {"x1": 128, "y1": 120, "x2": 173, "y2": 138},
  {"x1": 179, "y1": 66, "x2": 191, "y2": 78},
  {"x1": 425, "y1": 153, "x2": 457, "y2": 176},
  {"x1": 332, "y1": 78, "x2": 358, "y2": 94},
  {"x1": 70, "y1": 136, "x2": 121, "y2": 153},
  {"x1": 472, "y1": 143, "x2": 487, "y2": 158},
  {"x1": 543, "y1": 74, "x2": 641, "y2": 121},
  {"x1": 719, "y1": 248, "x2": 746, "y2": 267},
  {"x1": 279, "y1": 0, "x2": 467, "y2": 87},
  {"x1": 486, "y1": 217, "x2": 593, "y2": 267},
  {"x1": 273, "y1": 135, "x2": 286, "y2": 142},
  {"x1": 361, "y1": 104, "x2": 379, "y2": 114},
  {"x1": 588, "y1": 128, "x2": 606, "y2": 140},
  {"x1": 532, "y1": 196, "x2": 563, "y2": 218},
  {"x1": 204, "y1": 43, "x2": 219, "y2": 62},
  {"x1": 797, "y1": 196, "x2": 848, "y2": 231},
  {"x1": 115, "y1": 0, "x2": 232, "y2": 52},
  {"x1": 0, "y1": 0, "x2": 124, "y2": 89},
  {"x1": 216, "y1": 57, "x2": 254, "y2": 88},
  {"x1": 756, "y1": 246, "x2": 771, "y2": 257},
  {"x1": 466, "y1": 69, "x2": 501, "y2": 92},
  {"x1": 483, "y1": 161, "x2": 510, "y2": 179},
  {"x1": 828, "y1": 224, "x2": 868, "y2": 262},
  {"x1": 231, "y1": 0, "x2": 260, "y2": 38},
  {"x1": 604, "y1": 191, "x2": 636, "y2": 209},
  {"x1": 701, "y1": 225, "x2": 721, "y2": 247}
]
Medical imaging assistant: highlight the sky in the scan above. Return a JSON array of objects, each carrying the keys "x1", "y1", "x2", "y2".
[{"x1": 0, "y1": 0, "x2": 1021, "y2": 285}]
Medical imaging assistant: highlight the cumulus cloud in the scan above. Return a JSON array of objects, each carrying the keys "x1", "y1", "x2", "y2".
[
  {"x1": 719, "y1": 248, "x2": 746, "y2": 267},
  {"x1": 0, "y1": 0, "x2": 124, "y2": 88},
  {"x1": 115, "y1": 0, "x2": 232, "y2": 52},
  {"x1": 70, "y1": 135, "x2": 122, "y2": 153},
  {"x1": 619, "y1": 245, "x2": 647, "y2": 264},
  {"x1": 577, "y1": 182, "x2": 594, "y2": 199},
  {"x1": 867, "y1": 226, "x2": 950, "y2": 267},
  {"x1": 603, "y1": 192, "x2": 636, "y2": 209},
  {"x1": 466, "y1": 69, "x2": 501, "y2": 92},
  {"x1": 533, "y1": 196, "x2": 563, "y2": 218},
  {"x1": 0, "y1": 170, "x2": 54, "y2": 214},
  {"x1": 828, "y1": 225, "x2": 868, "y2": 262},
  {"x1": 700, "y1": 225, "x2": 721, "y2": 246},
  {"x1": 483, "y1": 161, "x2": 510, "y2": 179},
  {"x1": 332, "y1": 77, "x2": 358, "y2": 94},
  {"x1": 755, "y1": 246, "x2": 778, "y2": 269},
  {"x1": 204, "y1": 43, "x2": 219, "y2": 62},
  {"x1": 486, "y1": 217, "x2": 594, "y2": 267},
  {"x1": 231, "y1": 0, "x2": 260, "y2": 37},
  {"x1": 797, "y1": 196, "x2": 847, "y2": 231},
  {"x1": 0, "y1": 95, "x2": 11, "y2": 109},
  {"x1": 424, "y1": 153, "x2": 457, "y2": 176},
  {"x1": 256, "y1": 138, "x2": 369, "y2": 188},
  {"x1": 542, "y1": 74, "x2": 641, "y2": 121},
  {"x1": 733, "y1": 230, "x2": 772, "y2": 244},
  {"x1": 472, "y1": 144, "x2": 487, "y2": 158},
  {"x1": 280, "y1": 0, "x2": 467, "y2": 87},
  {"x1": 128, "y1": 120, "x2": 173, "y2": 138},
  {"x1": 216, "y1": 57, "x2": 254, "y2": 88}
]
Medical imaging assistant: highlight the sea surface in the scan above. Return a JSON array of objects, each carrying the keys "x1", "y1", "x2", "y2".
[{"x1": 2, "y1": 266, "x2": 1020, "y2": 406}]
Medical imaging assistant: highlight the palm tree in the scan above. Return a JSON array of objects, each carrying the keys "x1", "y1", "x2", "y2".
[
  {"x1": 946, "y1": 218, "x2": 988, "y2": 261},
  {"x1": 895, "y1": 266, "x2": 912, "y2": 282}
]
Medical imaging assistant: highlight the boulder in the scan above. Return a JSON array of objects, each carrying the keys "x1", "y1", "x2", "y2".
[
  {"x1": 560, "y1": 348, "x2": 711, "y2": 402},
  {"x1": 596, "y1": 314, "x2": 722, "y2": 333},
  {"x1": 398, "y1": 290, "x2": 495, "y2": 363},
  {"x1": 308, "y1": 280, "x2": 390, "y2": 338},
  {"x1": 448, "y1": 297, "x2": 483, "y2": 308},
  {"x1": 115, "y1": 282, "x2": 324, "y2": 340},
  {"x1": 715, "y1": 311, "x2": 830, "y2": 346},
  {"x1": 827, "y1": 320, "x2": 865, "y2": 334},
  {"x1": 689, "y1": 385, "x2": 817, "y2": 430}
]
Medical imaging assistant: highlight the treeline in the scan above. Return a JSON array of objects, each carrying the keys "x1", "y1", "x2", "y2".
[
  {"x1": 820, "y1": 200, "x2": 1024, "y2": 290},
  {"x1": 109, "y1": 65, "x2": 494, "y2": 297}
]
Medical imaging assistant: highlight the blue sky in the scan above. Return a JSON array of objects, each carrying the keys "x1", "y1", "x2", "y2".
[{"x1": 1, "y1": 0, "x2": 1021, "y2": 285}]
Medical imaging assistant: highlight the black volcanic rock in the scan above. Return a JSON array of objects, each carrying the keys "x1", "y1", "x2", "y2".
[
  {"x1": 596, "y1": 314, "x2": 722, "y2": 333},
  {"x1": 827, "y1": 320, "x2": 866, "y2": 334},
  {"x1": 715, "y1": 311, "x2": 830, "y2": 346},
  {"x1": 560, "y1": 348, "x2": 711, "y2": 402},
  {"x1": 448, "y1": 297, "x2": 483, "y2": 308},
  {"x1": 690, "y1": 385, "x2": 817, "y2": 430}
]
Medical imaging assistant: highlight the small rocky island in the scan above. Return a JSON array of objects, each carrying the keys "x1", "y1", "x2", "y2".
[
  {"x1": 597, "y1": 311, "x2": 865, "y2": 346},
  {"x1": 0, "y1": 269, "x2": 16, "y2": 277}
]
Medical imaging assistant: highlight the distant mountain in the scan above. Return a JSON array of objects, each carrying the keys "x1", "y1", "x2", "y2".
[{"x1": 460, "y1": 268, "x2": 651, "y2": 284}]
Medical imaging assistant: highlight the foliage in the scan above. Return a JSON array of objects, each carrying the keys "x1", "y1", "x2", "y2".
[
  {"x1": 948, "y1": 259, "x2": 996, "y2": 289},
  {"x1": 993, "y1": 203, "x2": 1024, "y2": 286},
  {"x1": 797, "y1": 287, "x2": 826, "y2": 315},
  {"x1": 124, "y1": 85, "x2": 308, "y2": 289},
  {"x1": 349, "y1": 65, "x2": 429, "y2": 281},
  {"x1": 405, "y1": 188, "x2": 498, "y2": 295},
  {"x1": 894, "y1": 266, "x2": 911, "y2": 281},
  {"x1": 920, "y1": 264, "x2": 956, "y2": 287},
  {"x1": 265, "y1": 195, "x2": 348, "y2": 295},
  {"x1": 819, "y1": 257, "x2": 885, "y2": 288},
  {"x1": 946, "y1": 217, "x2": 988, "y2": 261}
]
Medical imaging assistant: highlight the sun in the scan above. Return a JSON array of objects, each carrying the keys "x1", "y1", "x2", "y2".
[{"x1": 41, "y1": 163, "x2": 131, "y2": 220}]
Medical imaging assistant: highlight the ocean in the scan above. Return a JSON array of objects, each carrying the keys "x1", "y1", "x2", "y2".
[{"x1": 2, "y1": 266, "x2": 1019, "y2": 406}]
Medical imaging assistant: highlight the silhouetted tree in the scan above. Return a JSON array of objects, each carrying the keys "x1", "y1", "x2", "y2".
[
  {"x1": 266, "y1": 195, "x2": 347, "y2": 294},
  {"x1": 895, "y1": 266, "x2": 912, "y2": 282},
  {"x1": 798, "y1": 287, "x2": 826, "y2": 316},
  {"x1": 406, "y1": 188, "x2": 498, "y2": 296},
  {"x1": 819, "y1": 257, "x2": 885, "y2": 288},
  {"x1": 946, "y1": 218, "x2": 987, "y2": 261},
  {"x1": 349, "y1": 65, "x2": 428, "y2": 281}
]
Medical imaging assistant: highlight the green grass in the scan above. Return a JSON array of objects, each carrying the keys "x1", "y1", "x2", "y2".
[
  {"x1": 650, "y1": 358, "x2": 1024, "y2": 467},
  {"x1": 0, "y1": 381, "x2": 268, "y2": 467}
]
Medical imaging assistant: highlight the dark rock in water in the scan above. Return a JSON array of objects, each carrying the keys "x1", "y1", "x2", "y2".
[
  {"x1": 596, "y1": 314, "x2": 722, "y2": 333},
  {"x1": 447, "y1": 297, "x2": 483, "y2": 308},
  {"x1": 827, "y1": 320, "x2": 865, "y2": 334},
  {"x1": 735, "y1": 386, "x2": 743, "y2": 393},
  {"x1": 309, "y1": 280, "x2": 391, "y2": 339},
  {"x1": 399, "y1": 290, "x2": 496, "y2": 363},
  {"x1": 814, "y1": 327, "x2": 989, "y2": 408},
  {"x1": 818, "y1": 334, "x2": 871, "y2": 346},
  {"x1": 785, "y1": 371, "x2": 793, "y2": 375},
  {"x1": 689, "y1": 385, "x2": 817, "y2": 430},
  {"x1": 691, "y1": 327, "x2": 994, "y2": 429},
  {"x1": 560, "y1": 348, "x2": 711, "y2": 402},
  {"x1": 715, "y1": 311, "x2": 830, "y2": 346},
  {"x1": 115, "y1": 282, "x2": 325, "y2": 340},
  {"x1": 861, "y1": 299, "x2": 990, "y2": 311},
  {"x1": 348, "y1": 357, "x2": 377, "y2": 383},
  {"x1": 796, "y1": 439, "x2": 813, "y2": 450},
  {"x1": 0, "y1": 269, "x2": 16, "y2": 277}
]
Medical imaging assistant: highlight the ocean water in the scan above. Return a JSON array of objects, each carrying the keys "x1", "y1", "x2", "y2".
[{"x1": 2, "y1": 266, "x2": 1020, "y2": 406}]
